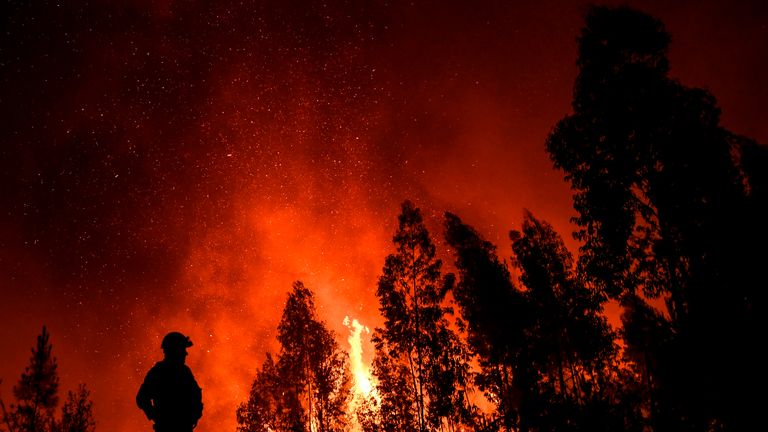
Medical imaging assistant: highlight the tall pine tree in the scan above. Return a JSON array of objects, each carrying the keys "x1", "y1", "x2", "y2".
[
  {"x1": 1, "y1": 326, "x2": 60, "y2": 432},
  {"x1": 57, "y1": 385, "x2": 95, "y2": 432}
]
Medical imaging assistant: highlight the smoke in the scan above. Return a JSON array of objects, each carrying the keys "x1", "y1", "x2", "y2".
[{"x1": 3, "y1": 1, "x2": 765, "y2": 431}]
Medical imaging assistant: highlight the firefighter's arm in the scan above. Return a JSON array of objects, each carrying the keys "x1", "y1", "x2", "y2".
[
  {"x1": 136, "y1": 370, "x2": 157, "y2": 420},
  {"x1": 190, "y1": 370, "x2": 204, "y2": 425}
]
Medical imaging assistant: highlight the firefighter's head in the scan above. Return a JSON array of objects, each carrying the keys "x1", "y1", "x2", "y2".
[{"x1": 161, "y1": 331, "x2": 193, "y2": 363}]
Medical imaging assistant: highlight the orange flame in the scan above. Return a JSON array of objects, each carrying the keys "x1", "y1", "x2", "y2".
[{"x1": 344, "y1": 316, "x2": 375, "y2": 397}]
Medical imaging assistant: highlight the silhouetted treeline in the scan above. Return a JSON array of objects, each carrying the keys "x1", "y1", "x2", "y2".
[
  {"x1": 238, "y1": 5, "x2": 766, "y2": 432},
  {"x1": 0, "y1": 327, "x2": 96, "y2": 432}
]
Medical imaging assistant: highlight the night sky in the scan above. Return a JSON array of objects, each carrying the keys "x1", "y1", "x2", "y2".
[{"x1": 1, "y1": 1, "x2": 766, "y2": 431}]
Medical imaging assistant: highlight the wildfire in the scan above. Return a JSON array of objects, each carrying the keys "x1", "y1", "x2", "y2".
[{"x1": 343, "y1": 316, "x2": 375, "y2": 397}]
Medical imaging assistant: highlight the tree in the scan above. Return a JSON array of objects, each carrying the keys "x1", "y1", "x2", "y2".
[
  {"x1": 237, "y1": 354, "x2": 295, "y2": 432},
  {"x1": 363, "y1": 345, "x2": 419, "y2": 432},
  {"x1": 444, "y1": 212, "x2": 528, "y2": 431},
  {"x1": 0, "y1": 329, "x2": 96, "y2": 432},
  {"x1": 620, "y1": 294, "x2": 673, "y2": 431},
  {"x1": 237, "y1": 281, "x2": 351, "y2": 432},
  {"x1": 372, "y1": 201, "x2": 471, "y2": 431},
  {"x1": 546, "y1": 5, "x2": 765, "y2": 429},
  {"x1": 1, "y1": 326, "x2": 60, "y2": 432},
  {"x1": 278, "y1": 281, "x2": 351, "y2": 432},
  {"x1": 446, "y1": 211, "x2": 639, "y2": 431},
  {"x1": 510, "y1": 211, "x2": 637, "y2": 431},
  {"x1": 57, "y1": 385, "x2": 95, "y2": 432}
]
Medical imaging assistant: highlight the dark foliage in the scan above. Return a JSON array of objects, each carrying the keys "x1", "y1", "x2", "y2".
[
  {"x1": 510, "y1": 212, "x2": 640, "y2": 432},
  {"x1": 237, "y1": 282, "x2": 351, "y2": 432},
  {"x1": 1, "y1": 327, "x2": 95, "y2": 432},
  {"x1": 547, "y1": 5, "x2": 766, "y2": 430},
  {"x1": 444, "y1": 212, "x2": 528, "y2": 430},
  {"x1": 369, "y1": 201, "x2": 472, "y2": 432},
  {"x1": 447, "y1": 211, "x2": 642, "y2": 431},
  {"x1": 57, "y1": 385, "x2": 96, "y2": 432}
]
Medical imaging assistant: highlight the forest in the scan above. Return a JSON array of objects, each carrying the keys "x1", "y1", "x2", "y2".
[
  {"x1": 2, "y1": 5, "x2": 765, "y2": 432},
  {"x1": 235, "y1": 6, "x2": 766, "y2": 432}
]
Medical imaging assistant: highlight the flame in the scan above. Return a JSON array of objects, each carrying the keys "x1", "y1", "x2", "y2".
[{"x1": 344, "y1": 316, "x2": 374, "y2": 397}]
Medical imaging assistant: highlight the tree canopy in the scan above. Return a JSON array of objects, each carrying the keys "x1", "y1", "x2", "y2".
[
  {"x1": 237, "y1": 282, "x2": 351, "y2": 432},
  {"x1": 547, "y1": 5, "x2": 765, "y2": 430},
  {"x1": 1, "y1": 327, "x2": 95, "y2": 432}
]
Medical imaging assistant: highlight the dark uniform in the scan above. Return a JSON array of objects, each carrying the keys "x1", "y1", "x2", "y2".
[{"x1": 137, "y1": 332, "x2": 203, "y2": 432}]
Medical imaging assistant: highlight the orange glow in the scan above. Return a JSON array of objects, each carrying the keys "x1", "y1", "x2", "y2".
[
  {"x1": 166, "y1": 200, "x2": 391, "y2": 430},
  {"x1": 1, "y1": 3, "x2": 766, "y2": 432}
]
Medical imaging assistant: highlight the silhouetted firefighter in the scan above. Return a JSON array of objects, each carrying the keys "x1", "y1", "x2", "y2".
[{"x1": 137, "y1": 331, "x2": 204, "y2": 432}]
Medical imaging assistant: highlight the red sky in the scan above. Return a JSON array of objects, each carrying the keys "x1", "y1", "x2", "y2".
[{"x1": 1, "y1": 1, "x2": 766, "y2": 431}]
